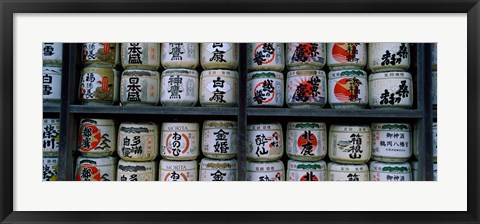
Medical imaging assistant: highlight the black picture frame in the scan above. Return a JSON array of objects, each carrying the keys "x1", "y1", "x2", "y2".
[{"x1": 1, "y1": 0, "x2": 479, "y2": 223}]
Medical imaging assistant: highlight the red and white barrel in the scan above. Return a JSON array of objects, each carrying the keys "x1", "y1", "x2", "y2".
[
  {"x1": 247, "y1": 71, "x2": 284, "y2": 107},
  {"x1": 78, "y1": 118, "x2": 116, "y2": 157},
  {"x1": 287, "y1": 160, "x2": 327, "y2": 181},
  {"x1": 286, "y1": 43, "x2": 326, "y2": 70},
  {"x1": 247, "y1": 43, "x2": 285, "y2": 72},
  {"x1": 286, "y1": 70, "x2": 327, "y2": 108},
  {"x1": 75, "y1": 156, "x2": 117, "y2": 181},
  {"x1": 159, "y1": 159, "x2": 197, "y2": 181},
  {"x1": 161, "y1": 122, "x2": 200, "y2": 160},
  {"x1": 328, "y1": 69, "x2": 368, "y2": 109},
  {"x1": 327, "y1": 43, "x2": 367, "y2": 70},
  {"x1": 286, "y1": 122, "x2": 327, "y2": 161}
]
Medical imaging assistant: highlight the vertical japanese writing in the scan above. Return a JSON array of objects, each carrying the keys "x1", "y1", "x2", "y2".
[
  {"x1": 253, "y1": 79, "x2": 275, "y2": 104},
  {"x1": 348, "y1": 133, "x2": 363, "y2": 159},
  {"x1": 300, "y1": 130, "x2": 314, "y2": 156},
  {"x1": 211, "y1": 170, "x2": 226, "y2": 181},
  {"x1": 386, "y1": 175, "x2": 405, "y2": 181},
  {"x1": 171, "y1": 132, "x2": 182, "y2": 156},
  {"x1": 170, "y1": 171, "x2": 180, "y2": 181},
  {"x1": 347, "y1": 77, "x2": 362, "y2": 102},
  {"x1": 83, "y1": 73, "x2": 96, "y2": 99},
  {"x1": 84, "y1": 43, "x2": 97, "y2": 60},
  {"x1": 213, "y1": 129, "x2": 229, "y2": 153},
  {"x1": 168, "y1": 75, "x2": 183, "y2": 99},
  {"x1": 43, "y1": 165, "x2": 56, "y2": 181},
  {"x1": 80, "y1": 167, "x2": 92, "y2": 181},
  {"x1": 347, "y1": 173, "x2": 359, "y2": 181},
  {"x1": 293, "y1": 76, "x2": 321, "y2": 102},
  {"x1": 381, "y1": 43, "x2": 408, "y2": 66},
  {"x1": 43, "y1": 125, "x2": 59, "y2": 150},
  {"x1": 127, "y1": 77, "x2": 142, "y2": 101},
  {"x1": 253, "y1": 43, "x2": 275, "y2": 65},
  {"x1": 43, "y1": 43, "x2": 54, "y2": 56},
  {"x1": 169, "y1": 43, "x2": 184, "y2": 60},
  {"x1": 209, "y1": 77, "x2": 226, "y2": 103},
  {"x1": 209, "y1": 43, "x2": 226, "y2": 62},
  {"x1": 345, "y1": 43, "x2": 360, "y2": 62},
  {"x1": 380, "y1": 80, "x2": 409, "y2": 105},
  {"x1": 255, "y1": 134, "x2": 269, "y2": 157},
  {"x1": 43, "y1": 73, "x2": 53, "y2": 96},
  {"x1": 123, "y1": 136, "x2": 143, "y2": 158},
  {"x1": 128, "y1": 43, "x2": 143, "y2": 64}
]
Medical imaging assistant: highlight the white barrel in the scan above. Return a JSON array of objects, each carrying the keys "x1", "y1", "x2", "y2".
[
  {"x1": 202, "y1": 120, "x2": 237, "y2": 159},
  {"x1": 327, "y1": 162, "x2": 369, "y2": 181},
  {"x1": 82, "y1": 43, "x2": 119, "y2": 68},
  {"x1": 78, "y1": 118, "x2": 116, "y2": 157},
  {"x1": 159, "y1": 159, "x2": 197, "y2": 181},
  {"x1": 161, "y1": 122, "x2": 200, "y2": 160},
  {"x1": 247, "y1": 71, "x2": 284, "y2": 107},
  {"x1": 368, "y1": 43, "x2": 410, "y2": 72},
  {"x1": 161, "y1": 43, "x2": 199, "y2": 69},
  {"x1": 75, "y1": 156, "x2": 117, "y2": 181},
  {"x1": 43, "y1": 43, "x2": 63, "y2": 66},
  {"x1": 121, "y1": 43, "x2": 160, "y2": 71},
  {"x1": 286, "y1": 43, "x2": 326, "y2": 70},
  {"x1": 42, "y1": 67, "x2": 62, "y2": 103},
  {"x1": 246, "y1": 160, "x2": 284, "y2": 181},
  {"x1": 117, "y1": 160, "x2": 157, "y2": 181},
  {"x1": 369, "y1": 71, "x2": 413, "y2": 109},
  {"x1": 286, "y1": 122, "x2": 326, "y2": 161},
  {"x1": 432, "y1": 43, "x2": 437, "y2": 71},
  {"x1": 160, "y1": 69, "x2": 198, "y2": 106},
  {"x1": 120, "y1": 69, "x2": 160, "y2": 106},
  {"x1": 247, "y1": 123, "x2": 283, "y2": 161},
  {"x1": 118, "y1": 122, "x2": 158, "y2": 161},
  {"x1": 432, "y1": 71, "x2": 437, "y2": 108},
  {"x1": 43, "y1": 157, "x2": 58, "y2": 181},
  {"x1": 200, "y1": 43, "x2": 239, "y2": 70},
  {"x1": 247, "y1": 43, "x2": 284, "y2": 71},
  {"x1": 286, "y1": 70, "x2": 327, "y2": 108},
  {"x1": 200, "y1": 69, "x2": 238, "y2": 107},
  {"x1": 328, "y1": 70, "x2": 368, "y2": 109},
  {"x1": 199, "y1": 158, "x2": 237, "y2": 181},
  {"x1": 43, "y1": 118, "x2": 60, "y2": 156},
  {"x1": 371, "y1": 123, "x2": 411, "y2": 162},
  {"x1": 287, "y1": 160, "x2": 327, "y2": 181},
  {"x1": 328, "y1": 124, "x2": 371, "y2": 164},
  {"x1": 327, "y1": 43, "x2": 367, "y2": 70},
  {"x1": 370, "y1": 161, "x2": 411, "y2": 181},
  {"x1": 79, "y1": 67, "x2": 119, "y2": 105}
]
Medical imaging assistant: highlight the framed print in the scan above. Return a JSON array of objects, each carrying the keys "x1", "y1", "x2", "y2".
[{"x1": 1, "y1": 0, "x2": 479, "y2": 223}]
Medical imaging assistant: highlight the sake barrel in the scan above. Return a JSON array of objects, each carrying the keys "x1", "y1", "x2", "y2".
[
  {"x1": 286, "y1": 122, "x2": 327, "y2": 161},
  {"x1": 42, "y1": 118, "x2": 60, "y2": 156},
  {"x1": 82, "y1": 43, "x2": 119, "y2": 68},
  {"x1": 42, "y1": 157, "x2": 58, "y2": 181},
  {"x1": 200, "y1": 43, "x2": 239, "y2": 70},
  {"x1": 77, "y1": 118, "x2": 116, "y2": 157},
  {"x1": 199, "y1": 158, "x2": 237, "y2": 181},
  {"x1": 247, "y1": 71, "x2": 284, "y2": 107},
  {"x1": 327, "y1": 43, "x2": 367, "y2": 70},
  {"x1": 42, "y1": 43, "x2": 63, "y2": 66},
  {"x1": 160, "y1": 69, "x2": 198, "y2": 106},
  {"x1": 200, "y1": 69, "x2": 238, "y2": 107},
  {"x1": 79, "y1": 67, "x2": 119, "y2": 105},
  {"x1": 370, "y1": 161, "x2": 411, "y2": 181},
  {"x1": 75, "y1": 156, "x2": 117, "y2": 181},
  {"x1": 371, "y1": 123, "x2": 412, "y2": 162},
  {"x1": 159, "y1": 159, "x2": 197, "y2": 181},
  {"x1": 247, "y1": 43, "x2": 285, "y2": 72},
  {"x1": 286, "y1": 70, "x2": 327, "y2": 108},
  {"x1": 327, "y1": 69, "x2": 368, "y2": 109},
  {"x1": 287, "y1": 160, "x2": 327, "y2": 181},
  {"x1": 42, "y1": 66, "x2": 62, "y2": 104},
  {"x1": 161, "y1": 122, "x2": 200, "y2": 160},
  {"x1": 246, "y1": 160, "x2": 284, "y2": 181},
  {"x1": 202, "y1": 120, "x2": 237, "y2": 159},
  {"x1": 327, "y1": 162, "x2": 369, "y2": 181},
  {"x1": 161, "y1": 43, "x2": 199, "y2": 69},
  {"x1": 369, "y1": 71, "x2": 413, "y2": 109},
  {"x1": 286, "y1": 43, "x2": 326, "y2": 70},
  {"x1": 368, "y1": 43, "x2": 410, "y2": 72},
  {"x1": 121, "y1": 43, "x2": 161, "y2": 71},
  {"x1": 117, "y1": 160, "x2": 157, "y2": 181},
  {"x1": 118, "y1": 122, "x2": 158, "y2": 161},
  {"x1": 247, "y1": 123, "x2": 284, "y2": 162},
  {"x1": 120, "y1": 69, "x2": 160, "y2": 106},
  {"x1": 328, "y1": 124, "x2": 371, "y2": 164}
]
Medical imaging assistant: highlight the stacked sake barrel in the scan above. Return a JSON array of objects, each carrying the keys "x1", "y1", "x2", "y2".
[
  {"x1": 119, "y1": 43, "x2": 161, "y2": 106},
  {"x1": 75, "y1": 43, "x2": 120, "y2": 181},
  {"x1": 42, "y1": 43, "x2": 63, "y2": 181},
  {"x1": 197, "y1": 43, "x2": 240, "y2": 180},
  {"x1": 365, "y1": 43, "x2": 413, "y2": 181}
]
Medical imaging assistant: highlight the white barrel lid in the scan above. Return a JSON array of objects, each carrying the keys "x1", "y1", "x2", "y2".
[
  {"x1": 369, "y1": 71, "x2": 412, "y2": 80},
  {"x1": 287, "y1": 122, "x2": 326, "y2": 130},
  {"x1": 118, "y1": 159, "x2": 156, "y2": 172},
  {"x1": 372, "y1": 123, "x2": 410, "y2": 131},
  {"x1": 287, "y1": 70, "x2": 326, "y2": 78},
  {"x1": 200, "y1": 69, "x2": 239, "y2": 78},
  {"x1": 121, "y1": 69, "x2": 160, "y2": 76},
  {"x1": 76, "y1": 156, "x2": 117, "y2": 166},
  {"x1": 161, "y1": 68, "x2": 198, "y2": 77},
  {"x1": 328, "y1": 69, "x2": 367, "y2": 79},
  {"x1": 200, "y1": 158, "x2": 237, "y2": 170},
  {"x1": 80, "y1": 118, "x2": 115, "y2": 126},
  {"x1": 328, "y1": 162, "x2": 369, "y2": 172},
  {"x1": 162, "y1": 122, "x2": 199, "y2": 131},
  {"x1": 160, "y1": 159, "x2": 197, "y2": 170},
  {"x1": 330, "y1": 124, "x2": 370, "y2": 133},
  {"x1": 247, "y1": 123, "x2": 282, "y2": 131},
  {"x1": 370, "y1": 161, "x2": 411, "y2": 173},
  {"x1": 288, "y1": 160, "x2": 326, "y2": 171},
  {"x1": 247, "y1": 71, "x2": 283, "y2": 80},
  {"x1": 203, "y1": 120, "x2": 237, "y2": 129},
  {"x1": 119, "y1": 122, "x2": 158, "y2": 133},
  {"x1": 246, "y1": 160, "x2": 284, "y2": 172}
]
